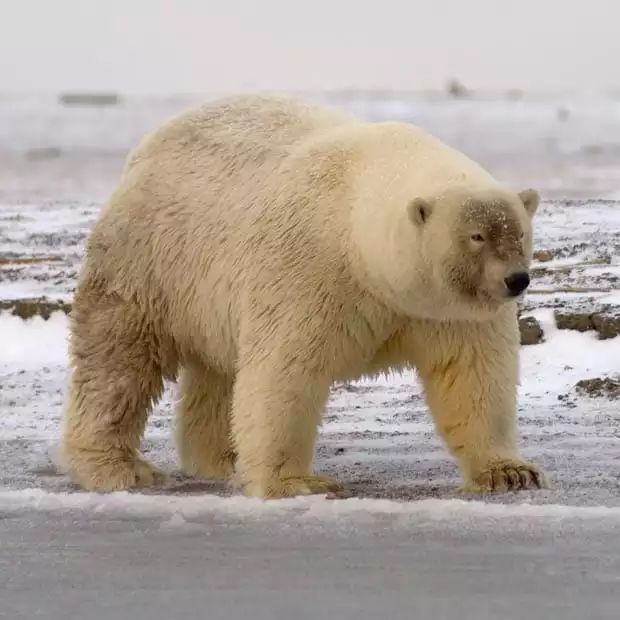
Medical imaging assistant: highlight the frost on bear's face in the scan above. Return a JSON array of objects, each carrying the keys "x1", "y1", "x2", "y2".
[{"x1": 416, "y1": 188, "x2": 539, "y2": 311}]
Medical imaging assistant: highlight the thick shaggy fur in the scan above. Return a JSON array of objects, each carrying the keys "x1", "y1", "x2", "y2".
[{"x1": 60, "y1": 94, "x2": 545, "y2": 498}]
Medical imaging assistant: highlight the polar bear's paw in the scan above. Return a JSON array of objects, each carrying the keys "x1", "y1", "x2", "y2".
[
  {"x1": 61, "y1": 446, "x2": 168, "y2": 492},
  {"x1": 244, "y1": 473, "x2": 345, "y2": 499},
  {"x1": 462, "y1": 459, "x2": 547, "y2": 493}
]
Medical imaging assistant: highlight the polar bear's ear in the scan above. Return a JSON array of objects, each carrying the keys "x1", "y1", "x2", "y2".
[
  {"x1": 407, "y1": 197, "x2": 433, "y2": 226},
  {"x1": 518, "y1": 189, "x2": 540, "y2": 217}
]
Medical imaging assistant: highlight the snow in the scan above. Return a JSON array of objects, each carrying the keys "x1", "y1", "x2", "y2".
[
  {"x1": 0, "y1": 311, "x2": 68, "y2": 369},
  {"x1": 520, "y1": 309, "x2": 620, "y2": 397},
  {"x1": 3, "y1": 487, "x2": 620, "y2": 523}
]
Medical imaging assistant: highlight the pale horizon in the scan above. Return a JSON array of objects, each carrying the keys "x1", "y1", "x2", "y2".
[{"x1": 1, "y1": 0, "x2": 619, "y2": 96}]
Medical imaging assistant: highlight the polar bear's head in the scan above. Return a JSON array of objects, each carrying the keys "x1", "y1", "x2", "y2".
[
  {"x1": 351, "y1": 184, "x2": 539, "y2": 321},
  {"x1": 408, "y1": 186, "x2": 539, "y2": 317}
]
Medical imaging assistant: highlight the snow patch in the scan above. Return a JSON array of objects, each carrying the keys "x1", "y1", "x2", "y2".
[
  {"x1": 519, "y1": 309, "x2": 620, "y2": 398},
  {"x1": 2, "y1": 488, "x2": 620, "y2": 524},
  {"x1": 0, "y1": 312, "x2": 69, "y2": 369}
]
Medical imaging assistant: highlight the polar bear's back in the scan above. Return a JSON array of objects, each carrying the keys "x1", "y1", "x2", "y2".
[
  {"x1": 119, "y1": 94, "x2": 493, "y2": 228},
  {"x1": 123, "y1": 94, "x2": 353, "y2": 179}
]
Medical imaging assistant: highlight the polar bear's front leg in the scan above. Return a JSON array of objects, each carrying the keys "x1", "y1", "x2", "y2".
[
  {"x1": 230, "y1": 360, "x2": 343, "y2": 499},
  {"x1": 412, "y1": 313, "x2": 547, "y2": 492}
]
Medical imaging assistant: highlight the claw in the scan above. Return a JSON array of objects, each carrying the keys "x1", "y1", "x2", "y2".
[{"x1": 463, "y1": 459, "x2": 547, "y2": 494}]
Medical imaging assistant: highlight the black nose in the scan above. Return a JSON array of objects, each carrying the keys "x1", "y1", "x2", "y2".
[{"x1": 504, "y1": 272, "x2": 530, "y2": 296}]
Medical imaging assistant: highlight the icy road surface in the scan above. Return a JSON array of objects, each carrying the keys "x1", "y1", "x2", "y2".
[{"x1": 2, "y1": 496, "x2": 620, "y2": 620}]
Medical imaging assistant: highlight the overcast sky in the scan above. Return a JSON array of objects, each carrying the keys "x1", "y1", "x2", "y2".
[{"x1": 1, "y1": 0, "x2": 618, "y2": 94}]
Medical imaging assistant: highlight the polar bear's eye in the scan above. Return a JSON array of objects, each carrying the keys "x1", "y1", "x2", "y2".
[
  {"x1": 519, "y1": 232, "x2": 525, "y2": 239},
  {"x1": 471, "y1": 233, "x2": 485, "y2": 243}
]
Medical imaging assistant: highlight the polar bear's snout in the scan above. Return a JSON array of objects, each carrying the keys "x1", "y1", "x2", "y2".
[{"x1": 504, "y1": 271, "x2": 530, "y2": 297}]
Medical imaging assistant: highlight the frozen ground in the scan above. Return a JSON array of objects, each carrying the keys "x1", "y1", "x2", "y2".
[
  {"x1": 2, "y1": 499, "x2": 620, "y2": 620},
  {"x1": 1, "y1": 93, "x2": 619, "y2": 618}
]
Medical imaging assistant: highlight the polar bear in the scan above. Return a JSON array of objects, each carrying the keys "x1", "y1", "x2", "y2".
[{"x1": 60, "y1": 94, "x2": 545, "y2": 498}]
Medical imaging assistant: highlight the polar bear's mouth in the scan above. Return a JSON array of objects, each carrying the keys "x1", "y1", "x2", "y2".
[
  {"x1": 446, "y1": 251, "x2": 531, "y2": 306},
  {"x1": 445, "y1": 262, "x2": 514, "y2": 310}
]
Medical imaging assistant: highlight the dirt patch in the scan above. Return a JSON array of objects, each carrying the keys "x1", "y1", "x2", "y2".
[
  {"x1": 533, "y1": 249, "x2": 554, "y2": 262},
  {"x1": 0, "y1": 256, "x2": 64, "y2": 266},
  {"x1": 530, "y1": 266, "x2": 549, "y2": 278},
  {"x1": 554, "y1": 303, "x2": 620, "y2": 339},
  {"x1": 555, "y1": 310, "x2": 592, "y2": 332},
  {"x1": 519, "y1": 316, "x2": 544, "y2": 345},
  {"x1": 591, "y1": 313, "x2": 620, "y2": 340},
  {"x1": 575, "y1": 376, "x2": 620, "y2": 399},
  {"x1": 531, "y1": 286, "x2": 613, "y2": 295},
  {"x1": 0, "y1": 298, "x2": 72, "y2": 320}
]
